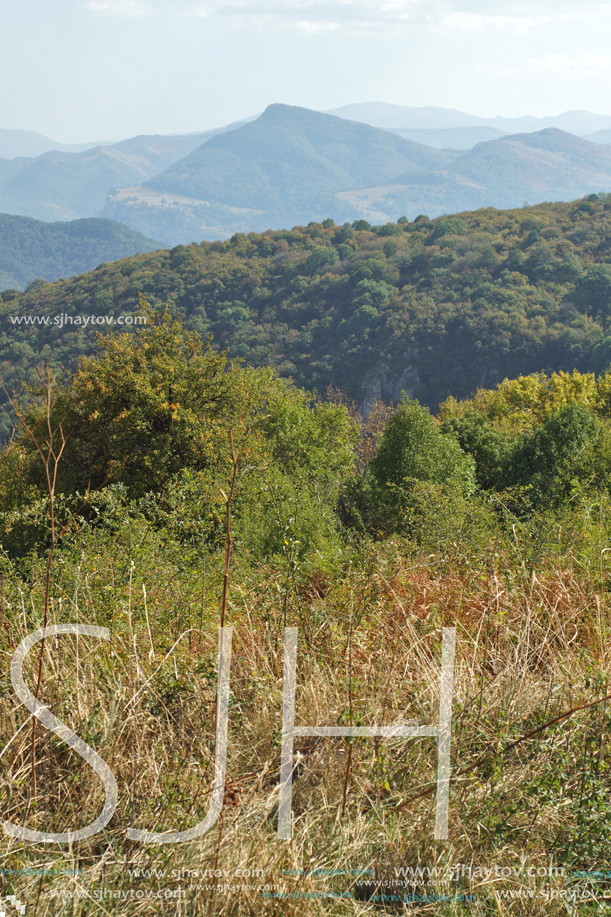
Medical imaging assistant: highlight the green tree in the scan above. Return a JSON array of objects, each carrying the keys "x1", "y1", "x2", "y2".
[
  {"x1": 506, "y1": 405, "x2": 610, "y2": 508},
  {"x1": 16, "y1": 301, "x2": 358, "y2": 564},
  {"x1": 440, "y1": 411, "x2": 513, "y2": 492},
  {"x1": 21, "y1": 304, "x2": 274, "y2": 499},
  {"x1": 431, "y1": 218, "x2": 468, "y2": 240},
  {"x1": 367, "y1": 396, "x2": 475, "y2": 533}
]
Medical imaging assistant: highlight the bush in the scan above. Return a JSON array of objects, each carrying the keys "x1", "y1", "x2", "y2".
[
  {"x1": 506, "y1": 404, "x2": 609, "y2": 508},
  {"x1": 367, "y1": 397, "x2": 475, "y2": 534},
  {"x1": 370, "y1": 397, "x2": 475, "y2": 495}
]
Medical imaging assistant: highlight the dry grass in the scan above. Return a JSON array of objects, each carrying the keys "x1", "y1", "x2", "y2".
[{"x1": 1, "y1": 535, "x2": 611, "y2": 915}]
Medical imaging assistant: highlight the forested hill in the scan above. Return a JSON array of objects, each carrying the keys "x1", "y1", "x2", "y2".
[
  {"x1": 0, "y1": 213, "x2": 161, "y2": 291},
  {"x1": 145, "y1": 103, "x2": 450, "y2": 207},
  {"x1": 102, "y1": 105, "x2": 611, "y2": 245},
  {"x1": 2, "y1": 195, "x2": 611, "y2": 439}
]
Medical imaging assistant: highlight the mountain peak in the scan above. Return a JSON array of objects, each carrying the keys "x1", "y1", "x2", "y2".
[{"x1": 260, "y1": 103, "x2": 351, "y2": 126}]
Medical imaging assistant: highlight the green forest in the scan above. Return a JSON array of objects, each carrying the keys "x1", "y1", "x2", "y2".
[
  {"x1": 3, "y1": 196, "x2": 611, "y2": 441},
  {"x1": 0, "y1": 213, "x2": 160, "y2": 292}
]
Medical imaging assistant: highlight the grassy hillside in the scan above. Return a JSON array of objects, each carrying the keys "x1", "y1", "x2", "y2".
[
  {"x1": 0, "y1": 213, "x2": 161, "y2": 291},
  {"x1": 3, "y1": 314, "x2": 611, "y2": 914},
  {"x1": 2, "y1": 195, "x2": 611, "y2": 440}
]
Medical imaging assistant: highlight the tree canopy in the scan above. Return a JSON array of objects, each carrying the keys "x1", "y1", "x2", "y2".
[{"x1": 4, "y1": 196, "x2": 611, "y2": 444}]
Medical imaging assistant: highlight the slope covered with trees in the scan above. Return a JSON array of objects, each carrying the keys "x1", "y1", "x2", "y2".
[
  {"x1": 3, "y1": 195, "x2": 611, "y2": 440},
  {"x1": 0, "y1": 213, "x2": 160, "y2": 291}
]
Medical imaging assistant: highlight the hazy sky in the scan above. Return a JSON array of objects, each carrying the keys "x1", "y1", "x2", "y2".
[{"x1": 3, "y1": 0, "x2": 611, "y2": 142}]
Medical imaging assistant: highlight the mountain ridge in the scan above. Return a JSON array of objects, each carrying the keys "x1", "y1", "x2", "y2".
[
  {"x1": 102, "y1": 109, "x2": 611, "y2": 245},
  {"x1": 0, "y1": 118, "x2": 256, "y2": 222},
  {"x1": 3, "y1": 105, "x2": 611, "y2": 248},
  {"x1": 326, "y1": 102, "x2": 611, "y2": 136},
  {"x1": 145, "y1": 104, "x2": 451, "y2": 207},
  {"x1": 0, "y1": 128, "x2": 114, "y2": 160},
  {"x1": 0, "y1": 214, "x2": 161, "y2": 291}
]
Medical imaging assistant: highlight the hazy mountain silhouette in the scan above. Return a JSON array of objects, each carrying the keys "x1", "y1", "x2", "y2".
[{"x1": 102, "y1": 108, "x2": 611, "y2": 244}]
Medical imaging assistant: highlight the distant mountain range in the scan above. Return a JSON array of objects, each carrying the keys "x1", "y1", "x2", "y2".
[
  {"x1": 386, "y1": 126, "x2": 507, "y2": 150},
  {"x1": 6, "y1": 104, "x2": 611, "y2": 162},
  {"x1": 2, "y1": 103, "x2": 611, "y2": 250},
  {"x1": 99, "y1": 105, "x2": 611, "y2": 244},
  {"x1": 326, "y1": 102, "x2": 611, "y2": 136},
  {"x1": 0, "y1": 128, "x2": 114, "y2": 160},
  {"x1": 0, "y1": 119, "x2": 254, "y2": 222},
  {"x1": 326, "y1": 103, "x2": 611, "y2": 150},
  {"x1": 0, "y1": 214, "x2": 160, "y2": 291}
]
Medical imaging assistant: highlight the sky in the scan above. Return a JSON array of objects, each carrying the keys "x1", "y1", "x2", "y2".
[{"x1": 2, "y1": 0, "x2": 611, "y2": 142}]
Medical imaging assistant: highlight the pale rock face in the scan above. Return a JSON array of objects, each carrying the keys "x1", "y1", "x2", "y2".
[{"x1": 360, "y1": 351, "x2": 420, "y2": 413}]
